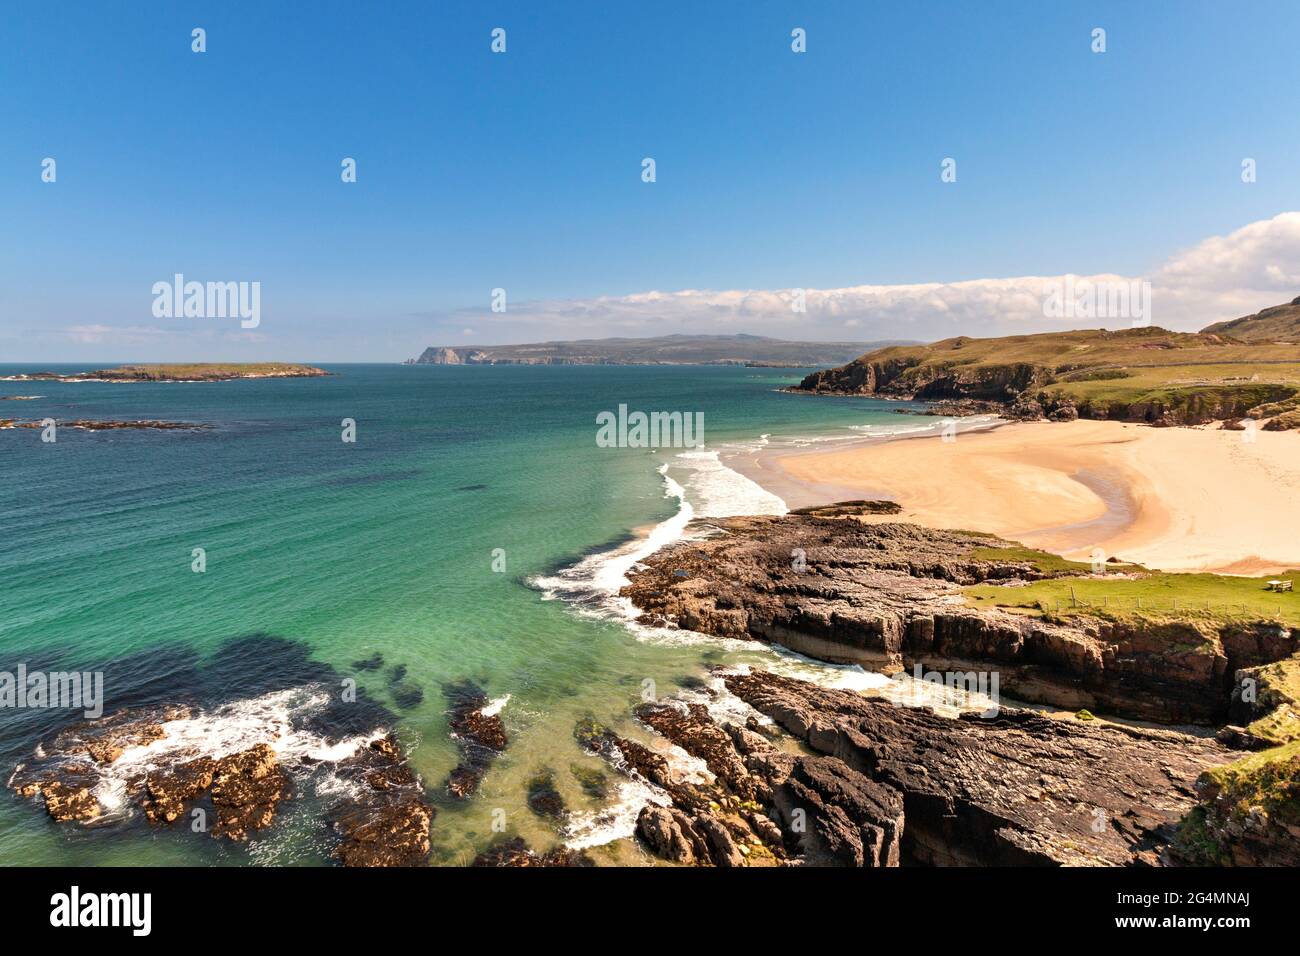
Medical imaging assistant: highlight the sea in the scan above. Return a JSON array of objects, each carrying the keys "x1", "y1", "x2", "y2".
[{"x1": 0, "y1": 363, "x2": 988, "y2": 865}]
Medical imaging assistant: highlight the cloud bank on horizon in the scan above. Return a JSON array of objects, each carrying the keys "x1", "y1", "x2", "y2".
[
  {"x1": 450, "y1": 212, "x2": 1300, "y2": 344},
  {"x1": 23, "y1": 211, "x2": 1300, "y2": 359}
]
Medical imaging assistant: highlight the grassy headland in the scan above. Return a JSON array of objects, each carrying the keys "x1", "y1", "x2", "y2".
[
  {"x1": 794, "y1": 318, "x2": 1300, "y2": 427},
  {"x1": 963, "y1": 554, "x2": 1300, "y2": 629}
]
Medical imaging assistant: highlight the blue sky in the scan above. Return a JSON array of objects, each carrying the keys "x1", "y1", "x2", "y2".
[{"x1": 2, "y1": 1, "x2": 1299, "y2": 360}]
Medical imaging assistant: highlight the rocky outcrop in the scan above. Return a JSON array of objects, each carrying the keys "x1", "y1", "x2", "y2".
[
  {"x1": 330, "y1": 736, "x2": 434, "y2": 866},
  {"x1": 1177, "y1": 744, "x2": 1300, "y2": 866},
  {"x1": 797, "y1": 354, "x2": 1049, "y2": 402},
  {"x1": 0, "y1": 421, "x2": 210, "y2": 431},
  {"x1": 622, "y1": 512, "x2": 1298, "y2": 724},
  {"x1": 571, "y1": 664, "x2": 1242, "y2": 866},
  {"x1": 443, "y1": 681, "x2": 508, "y2": 798},
  {"x1": 208, "y1": 744, "x2": 288, "y2": 840},
  {"x1": 471, "y1": 836, "x2": 594, "y2": 867},
  {"x1": 9, "y1": 700, "x2": 432, "y2": 866},
  {"x1": 577, "y1": 699, "x2": 908, "y2": 867},
  {"x1": 725, "y1": 669, "x2": 1233, "y2": 865}
]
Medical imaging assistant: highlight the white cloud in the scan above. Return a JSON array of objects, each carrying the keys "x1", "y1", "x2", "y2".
[
  {"x1": 449, "y1": 212, "x2": 1300, "y2": 341},
  {"x1": 59, "y1": 324, "x2": 177, "y2": 345}
]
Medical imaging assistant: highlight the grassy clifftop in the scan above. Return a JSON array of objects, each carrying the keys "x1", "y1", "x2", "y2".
[{"x1": 1203, "y1": 296, "x2": 1300, "y2": 343}]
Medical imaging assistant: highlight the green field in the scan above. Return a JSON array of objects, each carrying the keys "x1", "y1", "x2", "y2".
[
  {"x1": 964, "y1": 560, "x2": 1300, "y2": 629},
  {"x1": 1037, "y1": 362, "x2": 1300, "y2": 412}
]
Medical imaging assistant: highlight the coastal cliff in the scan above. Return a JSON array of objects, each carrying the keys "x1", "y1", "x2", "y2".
[
  {"x1": 792, "y1": 324, "x2": 1300, "y2": 427},
  {"x1": 622, "y1": 513, "x2": 1297, "y2": 724}
]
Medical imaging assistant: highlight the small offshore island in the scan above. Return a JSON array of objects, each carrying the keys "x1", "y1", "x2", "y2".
[
  {"x1": 1, "y1": 364, "x2": 329, "y2": 432},
  {"x1": 1, "y1": 362, "x2": 331, "y2": 383}
]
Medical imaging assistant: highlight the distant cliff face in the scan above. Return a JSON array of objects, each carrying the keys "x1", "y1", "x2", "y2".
[
  {"x1": 411, "y1": 347, "x2": 497, "y2": 365},
  {"x1": 407, "y1": 335, "x2": 907, "y2": 367}
]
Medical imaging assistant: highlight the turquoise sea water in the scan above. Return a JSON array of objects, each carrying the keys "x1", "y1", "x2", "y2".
[{"x1": 0, "y1": 364, "x2": 930, "y2": 865}]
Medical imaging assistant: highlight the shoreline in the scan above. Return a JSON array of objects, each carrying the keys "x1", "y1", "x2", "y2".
[
  {"x1": 748, "y1": 418, "x2": 1300, "y2": 575},
  {"x1": 722, "y1": 414, "x2": 1007, "y2": 510}
]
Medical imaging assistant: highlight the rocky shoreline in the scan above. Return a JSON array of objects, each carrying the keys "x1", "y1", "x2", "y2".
[
  {"x1": 576, "y1": 669, "x2": 1232, "y2": 866},
  {"x1": 790, "y1": 326, "x2": 1300, "y2": 428},
  {"x1": 605, "y1": 505, "x2": 1300, "y2": 866},
  {"x1": 621, "y1": 514, "x2": 1296, "y2": 725}
]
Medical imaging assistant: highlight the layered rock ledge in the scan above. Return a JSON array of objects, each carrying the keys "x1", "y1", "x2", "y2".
[
  {"x1": 622, "y1": 514, "x2": 1296, "y2": 724},
  {"x1": 577, "y1": 668, "x2": 1237, "y2": 866}
]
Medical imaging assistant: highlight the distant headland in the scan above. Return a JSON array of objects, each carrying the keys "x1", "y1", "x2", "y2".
[{"x1": 406, "y1": 334, "x2": 911, "y2": 368}]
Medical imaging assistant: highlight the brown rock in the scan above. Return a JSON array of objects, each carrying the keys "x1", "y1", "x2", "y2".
[
  {"x1": 210, "y1": 744, "x2": 287, "y2": 841},
  {"x1": 622, "y1": 515, "x2": 1298, "y2": 724},
  {"x1": 726, "y1": 669, "x2": 1234, "y2": 865}
]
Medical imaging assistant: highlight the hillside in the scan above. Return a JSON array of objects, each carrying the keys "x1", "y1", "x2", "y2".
[
  {"x1": 406, "y1": 334, "x2": 906, "y2": 368},
  {"x1": 1202, "y1": 296, "x2": 1300, "y2": 342},
  {"x1": 794, "y1": 325, "x2": 1300, "y2": 426}
]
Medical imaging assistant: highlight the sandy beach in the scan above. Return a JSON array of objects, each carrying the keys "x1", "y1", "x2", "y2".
[{"x1": 758, "y1": 420, "x2": 1300, "y2": 575}]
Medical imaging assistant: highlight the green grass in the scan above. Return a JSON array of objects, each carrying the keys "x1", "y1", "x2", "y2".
[
  {"x1": 966, "y1": 545, "x2": 1096, "y2": 575},
  {"x1": 964, "y1": 569, "x2": 1300, "y2": 628},
  {"x1": 1202, "y1": 738, "x2": 1300, "y2": 823},
  {"x1": 822, "y1": 327, "x2": 1300, "y2": 421},
  {"x1": 860, "y1": 328, "x2": 1300, "y2": 373},
  {"x1": 1039, "y1": 362, "x2": 1300, "y2": 402},
  {"x1": 1244, "y1": 658, "x2": 1300, "y2": 744}
]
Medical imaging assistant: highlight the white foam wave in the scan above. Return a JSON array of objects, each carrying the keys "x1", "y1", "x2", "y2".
[
  {"x1": 531, "y1": 464, "x2": 695, "y2": 623},
  {"x1": 67, "y1": 686, "x2": 386, "y2": 817},
  {"x1": 481, "y1": 694, "x2": 511, "y2": 718},
  {"x1": 668, "y1": 449, "x2": 787, "y2": 519},
  {"x1": 563, "y1": 777, "x2": 669, "y2": 851}
]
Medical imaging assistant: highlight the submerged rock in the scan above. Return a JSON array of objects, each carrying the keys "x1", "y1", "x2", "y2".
[
  {"x1": 443, "y1": 680, "x2": 508, "y2": 798},
  {"x1": 471, "y1": 836, "x2": 593, "y2": 867},
  {"x1": 330, "y1": 736, "x2": 433, "y2": 867},
  {"x1": 569, "y1": 762, "x2": 610, "y2": 799},
  {"x1": 526, "y1": 768, "x2": 567, "y2": 819}
]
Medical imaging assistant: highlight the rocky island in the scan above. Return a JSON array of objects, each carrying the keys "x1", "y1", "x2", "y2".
[
  {"x1": 1, "y1": 362, "x2": 330, "y2": 383},
  {"x1": 9, "y1": 692, "x2": 433, "y2": 867}
]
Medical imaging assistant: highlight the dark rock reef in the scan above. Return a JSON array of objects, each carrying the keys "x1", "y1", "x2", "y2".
[
  {"x1": 471, "y1": 836, "x2": 593, "y2": 867},
  {"x1": 1, "y1": 419, "x2": 209, "y2": 431},
  {"x1": 8, "y1": 701, "x2": 432, "y2": 866},
  {"x1": 329, "y1": 735, "x2": 434, "y2": 866},
  {"x1": 442, "y1": 681, "x2": 508, "y2": 798}
]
